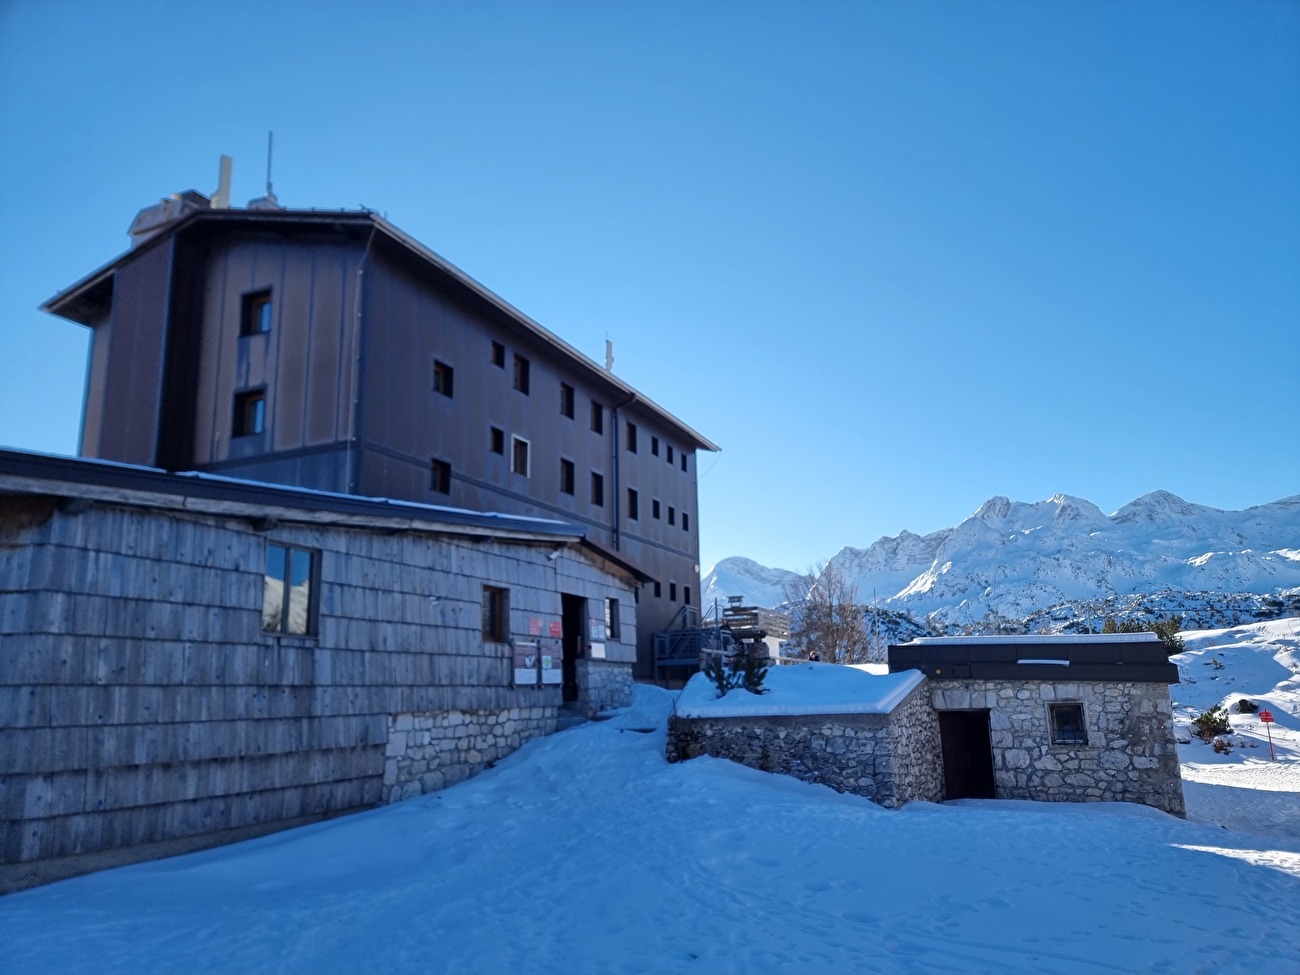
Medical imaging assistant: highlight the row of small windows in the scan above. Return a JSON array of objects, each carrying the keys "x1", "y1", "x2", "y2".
[{"x1": 650, "y1": 580, "x2": 692, "y2": 604}]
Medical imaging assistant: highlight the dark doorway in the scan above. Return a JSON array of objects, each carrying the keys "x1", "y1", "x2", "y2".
[
  {"x1": 937, "y1": 710, "x2": 996, "y2": 800},
  {"x1": 561, "y1": 594, "x2": 586, "y2": 704}
]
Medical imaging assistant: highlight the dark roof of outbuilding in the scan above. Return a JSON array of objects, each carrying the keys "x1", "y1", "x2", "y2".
[
  {"x1": 0, "y1": 447, "x2": 652, "y2": 583},
  {"x1": 887, "y1": 633, "x2": 1180, "y2": 684},
  {"x1": 41, "y1": 205, "x2": 719, "y2": 453}
]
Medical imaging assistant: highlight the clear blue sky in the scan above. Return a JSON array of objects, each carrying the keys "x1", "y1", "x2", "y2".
[{"x1": 2, "y1": 0, "x2": 1296, "y2": 573}]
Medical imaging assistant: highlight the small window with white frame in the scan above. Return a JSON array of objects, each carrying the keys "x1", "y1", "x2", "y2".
[
  {"x1": 511, "y1": 436, "x2": 530, "y2": 476},
  {"x1": 1049, "y1": 703, "x2": 1087, "y2": 745}
]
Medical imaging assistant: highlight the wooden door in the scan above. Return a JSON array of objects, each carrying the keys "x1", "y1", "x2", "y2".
[{"x1": 937, "y1": 710, "x2": 996, "y2": 800}]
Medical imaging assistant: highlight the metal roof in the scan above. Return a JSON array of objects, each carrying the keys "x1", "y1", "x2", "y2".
[{"x1": 41, "y1": 206, "x2": 720, "y2": 453}]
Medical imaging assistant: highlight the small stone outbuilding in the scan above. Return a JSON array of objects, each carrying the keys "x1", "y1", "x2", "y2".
[{"x1": 888, "y1": 634, "x2": 1185, "y2": 816}]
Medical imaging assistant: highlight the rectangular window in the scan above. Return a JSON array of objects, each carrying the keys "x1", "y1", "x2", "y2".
[
  {"x1": 560, "y1": 382, "x2": 575, "y2": 418},
  {"x1": 491, "y1": 341, "x2": 506, "y2": 367},
  {"x1": 680, "y1": 453, "x2": 688, "y2": 473},
  {"x1": 652, "y1": 499, "x2": 661, "y2": 520},
  {"x1": 482, "y1": 585, "x2": 509, "y2": 642},
  {"x1": 627, "y1": 488, "x2": 638, "y2": 520},
  {"x1": 240, "y1": 289, "x2": 272, "y2": 336},
  {"x1": 432, "y1": 359, "x2": 454, "y2": 397},
  {"x1": 513, "y1": 354, "x2": 530, "y2": 394},
  {"x1": 667, "y1": 444, "x2": 674, "y2": 464},
  {"x1": 605, "y1": 598, "x2": 620, "y2": 640},
  {"x1": 232, "y1": 389, "x2": 266, "y2": 437},
  {"x1": 669, "y1": 582, "x2": 677, "y2": 602},
  {"x1": 653, "y1": 581, "x2": 662, "y2": 598},
  {"x1": 591, "y1": 471, "x2": 604, "y2": 507},
  {"x1": 430, "y1": 458, "x2": 451, "y2": 494},
  {"x1": 560, "y1": 458, "x2": 575, "y2": 495},
  {"x1": 1049, "y1": 703, "x2": 1087, "y2": 745},
  {"x1": 685, "y1": 586, "x2": 691, "y2": 605},
  {"x1": 668, "y1": 506, "x2": 676, "y2": 526},
  {"x1": 683, "y1": 512, "x2": 690, "y2": 532},
  {"x1": 262, "y1": 543, "x2": 317, "y2": 636},
  {"x1": 626, "y1": 421, "x2": 637, "y2": 452},
  {"x1": 511, "y1": 436, "x2": 530, "y2": 477},
  {"x1": 490, "y1": 426, "x2": 505, "y2": 455},
  {"x1": 590, "y1": 400, "x2": 604, "y2": 434},
  {"x1": 650, "y1": 436, "x2": 659, "y2": 456}
]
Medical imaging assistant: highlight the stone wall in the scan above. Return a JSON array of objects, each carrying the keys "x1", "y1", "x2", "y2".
[
  {"x1": 665, "y1": 684, "x2": 943, "y2": 808},
  {"x1": 931, "y1": 679, "x2": 1184, "y2": 815},
  {"x1": 382, "y1": 707, "x2": 556, "y2": 802},
  {"x1": 574, "y1": 659, "x2": 635, "y2": 715}
]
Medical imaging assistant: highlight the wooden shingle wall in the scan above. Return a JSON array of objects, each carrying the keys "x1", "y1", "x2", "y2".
[{"x1": 0, "y1": 497, "x2": 636, "y2": 866}]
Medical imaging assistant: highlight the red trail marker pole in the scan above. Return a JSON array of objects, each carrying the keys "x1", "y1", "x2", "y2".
[{"x1": 1258, "y1": 710, "x2": 1276, "y2": 761}]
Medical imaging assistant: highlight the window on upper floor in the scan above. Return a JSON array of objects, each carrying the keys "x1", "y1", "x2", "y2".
[
  {"x1": 490, "y1": 426, "x2": 505, "y2": 455},
  {"x1": 627, "y1": 488, "x2": 638, "y2": 520},
  {"x1": 591, "y1": 471, "x2": 604, "y2": 507},
  {"x1": 513, "y1": 354, "x2": 530, "y2": 394},
  {"x1": 591, "y1": 400, "x2": 604, "y2": 435},
  {"x1": 626, "y1": 421, "x2": 637, "y2": 452},
  {"x1": 669, "y1": 582, "x2": 677, "y2": 601},
  {"x1": 232, "y1": 389, "x2": 266, "y2": 437},
  {"x1": 432, "y1": 359, "x2": 454, "y2": 398},
  {"x1": 681, "y1": 452, "x2": 688, "y2": 473},
  {"x1": 512, "y1": 436, "x2": 530, "y2": 477},
  {"x1": 560, "y1": 458, "x2": 575, "y2": 495},
  {"x1": 652, "y1": 498, "x2": 661, "y2": 520},
  {"x1": 668, "y1": 505, "x2": 676, "y2": 526},
  {"x1": 684, "y1": 586, "x2": 691, "y2": 605},
  {"x1": 240, "y1": 289, "x2": 272, "y2": 336},
  {"x1": 262, "y1": 543, "x2": 318, "y2": 636},
  {"x1": 653, "y1": 581, "x2": 662, "y2": 598},
  {"x1": 491, "y1": 341, "x2": 506, "y2": 368},
  {"x1": 482, "y1": 585, "x2": 510, "y2": 643},
  {"x1": 430, "y1": 458, "x2": 452, "y2": 494},
  {"x1": 683, "y1": 512, "x2": 690, "y2": 532},
  {"x1": 667, "y1": 444, "x2": 674, "y2": 464},
  {"x1": 561, "y1": 383, "x2": 575, "y2": 419},
  {"x1": 650, "y1": 435, "x2": 659, "y2": 457}
]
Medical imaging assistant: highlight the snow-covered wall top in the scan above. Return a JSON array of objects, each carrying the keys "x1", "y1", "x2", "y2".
[{"x1": 703, "y1": 491, "x2": 1300, "y2": 627}]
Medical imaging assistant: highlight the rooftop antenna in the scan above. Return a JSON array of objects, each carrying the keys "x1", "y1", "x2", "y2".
[{"x1": 264, "y1": 131, "x2": 277, "y2": 204}]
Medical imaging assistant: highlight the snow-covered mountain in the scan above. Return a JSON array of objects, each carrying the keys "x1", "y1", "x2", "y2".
[{"x1": 703, "y1": 491, "x2": 1300, "y2": 633}]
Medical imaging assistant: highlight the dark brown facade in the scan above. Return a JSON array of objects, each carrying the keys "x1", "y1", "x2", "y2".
[{"x1": 45, "y1": 201, "x2": 717, "y2": 677}]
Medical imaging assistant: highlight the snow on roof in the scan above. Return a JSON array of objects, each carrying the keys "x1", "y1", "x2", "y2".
[
  {"x1": 674, "y1": 662, "x2": 926, "y2": 718},
  {"x1": 902, "y1": 633, "x2": 1162, "y2": 646}
]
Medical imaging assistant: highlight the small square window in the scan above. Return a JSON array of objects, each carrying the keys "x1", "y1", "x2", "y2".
[
  {"x1": 651, "y1": 436, "x2": 660, "y2": 456},
  {"x1": 240, "y1": 290, "x2": 272, "y2": 336},
  {"x1": 652, "y1": 499, "x2": 661, "y2": 520},
  {"x1": 653, "y1": 581, "x2": 662, "y2": 598},
  {"x1": 591, "y1": 472, "x2": 604, "y2": 506},
  {"x1": 512, "y1": 436, "x2": 530, "y2": 477},
  {"x1": 683, "y1": 512, "x2": 690, "y2": 532},
  {"x1": 262, "y1": 543, "x2": 318, "y2": 636},
  {"x1": 669, "y1": 582, "x2": 677, "y2": 601},
  {"x1": 626, "y1": 421, "x2": 637, "y2": 453},
  {"x1": 560, "y1": 458, "x2": 575, "y2": 495},
  {"x1": 1049, "y1": 703, "x2": 1087, "y2": 745},
  {"x1": 432, "y1": 359, "x2": 454, "y2": 398},
  {"x1": 482, "y1": 585, "x2": 509, "y2": 642},
  {"x1": 491, "y1": 341, "x2": 506, "y2": 367},
  {"x1": 627, "y1": 488, "x2": 639, "y2": 520},
  {"x1": 233, "y1": 389, "x2": 266, "y2": 437},
  {"x1": 667, "y1": 444, "x2": 674, "y2": 464},
  {"x1": 591, "y1": 400, "x2": 604, "y2": 435},
  {"x1": 513, "y1": 354, "x2": 530, "y2": 394},
  {"x1": 490, "y1": 427, "x2": 505, "y2": 454},
  {"x1": 668, "y1": 506, "x2": 676, "y2": 526},
  {"x1": 561, "y1": 383, "x2": 575, "y2": 418},
  {"x1": 430, "y1": 458, "x2": 452, "y2": 494},
  {"x1": 605, "y1": 597, "x2": 620, "y2": 641},
  {"x1": 680, "y1": 453, "x2": 688, "y2": 473}
]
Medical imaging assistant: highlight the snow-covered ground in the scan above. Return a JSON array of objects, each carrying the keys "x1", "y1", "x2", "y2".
[{"x1": 2, "y1": 621, "x2": 1298, "y2": 975}]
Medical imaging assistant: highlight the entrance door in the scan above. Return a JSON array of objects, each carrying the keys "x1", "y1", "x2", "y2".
[
  {"x1": 561, "y1": 594, "x2": 586, "y2": 704},
  {"x1": 937, "y1": 710, "x2": 996, "y2": 800}
]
